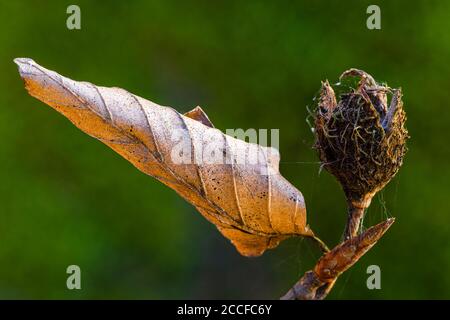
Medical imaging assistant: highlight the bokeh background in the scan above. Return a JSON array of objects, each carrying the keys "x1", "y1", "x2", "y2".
[{"x1": 0, "y1": 0, "x2": 449, "y2": 299}]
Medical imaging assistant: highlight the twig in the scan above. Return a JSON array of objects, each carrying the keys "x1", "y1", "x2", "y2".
[
  {"x1": 281, "y1": 218, "x2": 395, "y2": 300},
  {"x1": 343, "y1": 193, "x2": 374, "y2": 240},
  {"x1": 343, "y1": 204, "x2": 366, "y2": 240}
]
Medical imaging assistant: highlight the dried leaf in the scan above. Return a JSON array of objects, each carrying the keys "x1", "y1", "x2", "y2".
[{"x1": 15, "y1": 58, "x2": 314, "y2": 257}]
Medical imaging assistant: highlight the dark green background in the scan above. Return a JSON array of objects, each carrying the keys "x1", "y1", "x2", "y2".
[{"x1": 0, "y1": 0, "x2": 448, "y2": 299}]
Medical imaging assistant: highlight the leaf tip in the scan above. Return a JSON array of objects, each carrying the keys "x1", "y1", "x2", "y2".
[
  {"x1": 14, "y1": 57, "x2": 36, "y2": 77},
  {"x1": 14, "y1": 57, "x2": 34, "y2": 65}
]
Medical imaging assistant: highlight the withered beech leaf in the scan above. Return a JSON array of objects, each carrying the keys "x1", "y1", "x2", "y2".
[{"x1": 15, "y1": 58, "x2": 315, "y2": 257}]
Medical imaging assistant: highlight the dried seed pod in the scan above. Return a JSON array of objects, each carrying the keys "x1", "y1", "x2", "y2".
[{"x1": 314, "y1": 69, "x2": 408, "y2": 239}]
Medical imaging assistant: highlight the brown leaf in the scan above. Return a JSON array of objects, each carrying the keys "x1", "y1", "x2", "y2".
[
  {"x1": 184, "y1": 106, "x2": 214, "y2": 128},
  {"x1": 15, "y1": 58, "x2": 314, "y2": 257}
]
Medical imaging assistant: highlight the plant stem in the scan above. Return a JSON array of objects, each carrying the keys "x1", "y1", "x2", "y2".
[
  {"x1": 343, "y1": 204, "x2": 366, "y2": 240},
  {"x1": 343, "y1": 194, "x2": 374, "y2": 240},
  {"x1": 306, "y1": 233, "x2": 330, "y2": 253}
]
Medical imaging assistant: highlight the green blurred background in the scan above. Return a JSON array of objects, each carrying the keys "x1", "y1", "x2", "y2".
[{"x1": 0, "y1": 0, "x2": 448, "y2": 299}]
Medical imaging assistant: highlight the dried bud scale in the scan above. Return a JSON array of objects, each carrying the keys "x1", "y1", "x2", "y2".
[{"x1": 314, "y1": 69, "x2": 408, "y2": 239}]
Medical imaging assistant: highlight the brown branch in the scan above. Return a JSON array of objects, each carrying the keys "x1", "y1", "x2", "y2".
[{"x1": 281, "y1": 218, "x2": 395, "y2": 300}]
